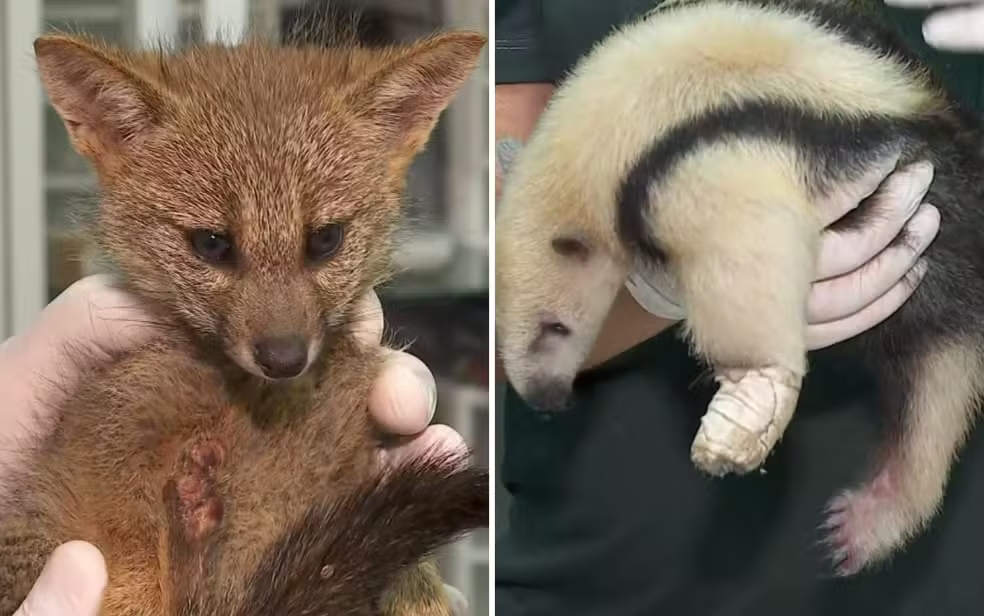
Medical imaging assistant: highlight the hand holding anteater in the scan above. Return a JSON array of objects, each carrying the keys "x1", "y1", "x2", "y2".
[{"x1": 626, "y1": 153, "x2": 940, "y2": 349}]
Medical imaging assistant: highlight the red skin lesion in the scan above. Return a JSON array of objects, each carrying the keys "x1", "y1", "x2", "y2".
[{"x1": 173, "y1": 440, "x2": 226, "y2": 544}]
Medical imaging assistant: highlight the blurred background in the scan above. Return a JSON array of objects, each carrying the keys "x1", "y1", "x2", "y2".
[{"x1": 0, "y1": 0, "x2": 488, "y2": 610}]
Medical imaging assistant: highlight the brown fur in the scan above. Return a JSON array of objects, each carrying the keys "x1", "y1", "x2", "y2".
[{"x1": 0, "y1": 28, "x2": 486, "y2": 615}]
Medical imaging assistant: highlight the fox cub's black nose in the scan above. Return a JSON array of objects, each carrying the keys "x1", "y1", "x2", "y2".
[{"x1": 253, "y1": 337, "x2": 309, "y2": 379}]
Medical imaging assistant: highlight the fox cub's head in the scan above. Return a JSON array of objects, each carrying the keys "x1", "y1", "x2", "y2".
[{"x1": 35, "y1": 31, "x2": 484, "y2": 380}]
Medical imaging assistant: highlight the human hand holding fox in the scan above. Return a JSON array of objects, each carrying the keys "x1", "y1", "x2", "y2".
[{"x1": 0, "y1": 275, "x2": 463, "y2": 615}]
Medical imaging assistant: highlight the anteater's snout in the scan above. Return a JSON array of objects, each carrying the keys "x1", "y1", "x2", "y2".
[
  {"x1": 253, "y1": 336, "x2": 310, "y2": 380},
  {"x1": 524, "y1": 377, "x2": 574, "y2": 412}
]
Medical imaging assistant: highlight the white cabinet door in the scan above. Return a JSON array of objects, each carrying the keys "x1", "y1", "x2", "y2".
[{"x1": 1, "y1": 0, "x2": 45, "y2": 338}]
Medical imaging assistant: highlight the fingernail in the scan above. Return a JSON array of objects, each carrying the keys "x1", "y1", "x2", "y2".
[
  {"x1": 919, "y1": 202, "x2": 940, "y2": 223},
  {"x1": 389, "y1": 363, "x2": 431, "y2": 427},
  {"x1": 872, "y1": 149, "x2": 904, "y2": 180},
  {"x1": 923, "y1": 15, "x2": 959, "y2": 48},
  {"x1": 908, "y1": 161, "x2": 935, "y2": 193},
  {"x1": 408, "y1": 360, "x2": 438, "y2": 420},
  {"x1": 894, "y1": 163, "x2": 933, "y2": 215},
  {"x1": 923, "y1": 18, "x2": 944, "y2": 47},
  {"x1": 911, "y1": 203, "x2": 941, "y2": 247},
  {"x1": 913, "y1": 258, "x2": 930, "y2": 281}
]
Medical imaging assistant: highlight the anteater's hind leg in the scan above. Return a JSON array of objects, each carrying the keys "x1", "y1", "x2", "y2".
[
  {"x1": 653, "y1": 143, "x2": 820, "y2": 475},
  {"x1": 379, "y1": 561, "x2": 455, "y2": 616},
  {"x1": 0, "y1": 517, "x2": 58, "y2": 615},
  {"x1": 822, "y1": 339, "x2": 984, "y2": 576}
]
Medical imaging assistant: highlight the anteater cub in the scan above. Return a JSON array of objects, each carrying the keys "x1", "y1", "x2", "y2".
[
  {"x1": 496, "y1": 0, "x2": 984, "y2": 576},
  {"x1": 0, "y1": 28, "x2": 487, "y2": 616}
]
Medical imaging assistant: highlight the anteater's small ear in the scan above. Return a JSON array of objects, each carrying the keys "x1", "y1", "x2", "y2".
[
  {"x1": 34, "y1": 35, "x2": 165, "y2": 163},
  {"x1": 364, "y1": 31, "x2": 486, "y2": 157}
]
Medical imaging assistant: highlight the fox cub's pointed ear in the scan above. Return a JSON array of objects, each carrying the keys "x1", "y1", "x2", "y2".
[
  {"x1": 34, "y1": 35, "x2": 165, "y2": 164},
  {"x1": 365, "y1": 31, "x2": 486, "y2": 156}
]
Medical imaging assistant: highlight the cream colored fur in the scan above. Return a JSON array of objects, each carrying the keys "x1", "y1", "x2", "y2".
[
  {"x1": 495, "y1": 0, "x2": 963, "y2": 574},
  {"x1": 496, "y1": 0, "x2": 942, "y2": 402}
]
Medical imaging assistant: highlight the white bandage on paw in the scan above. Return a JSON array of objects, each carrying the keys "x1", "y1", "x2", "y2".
[
  {"x1": 625, "y1": 259, "x2": 687, "y2": 320},
  {"x1": 690, "y1": 366, "x2": 803, "y2": 476}
]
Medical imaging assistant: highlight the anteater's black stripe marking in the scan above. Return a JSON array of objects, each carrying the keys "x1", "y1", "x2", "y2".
[
  {"x1": 615, "y1": 100, "x2": 922, "y2": 264},
  {"x1": 615, "y1": 0, "x2": 971, "y2": 264}
]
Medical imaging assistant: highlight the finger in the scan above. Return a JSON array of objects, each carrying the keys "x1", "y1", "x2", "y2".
[
  {"x1": 815, "y1": 150, "x2": 902, "y2": 228},
  {"x1": 885, "y1": 0, "x2": 978, "y2": 8},
  {"x1": 922, "y1": 6, "x2": 984, "y2": 51},
  {"x1": 349, "y1": 289, "x2": 385, "y2": 348},
  {"x1": 367, "y1": 350, "x2": 437, "y2": 436},
  {"x1": 2, "y1": 275, "x2": 159, "y2": 370},
  {"x1": 0, "y1": 276, "x2": 161, "y2": 448},
  {"x1": 380, "y1": 424, "x2": 469, "y2": 470},
  {"x1": 809, "y1": 203, "x2": 938, "y2": 323},
  {"x1": 806, "y1": 260, "x2": 927, "y2": 350},
  {"x1": 14, "y1": 541, "x2": 107, "y2": 616},
  {"x1": 816, "y1": 162, "x2": 933, "y2": 280}
]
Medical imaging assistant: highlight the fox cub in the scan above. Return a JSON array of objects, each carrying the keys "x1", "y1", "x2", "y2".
[{"x1": 0, "y1": 27, "x2": 487, "y2": 616}]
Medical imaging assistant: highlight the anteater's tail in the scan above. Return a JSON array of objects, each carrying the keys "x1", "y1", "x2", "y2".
[{"x1": 235, "y1": 451, "x2": 488, "y2": 615}]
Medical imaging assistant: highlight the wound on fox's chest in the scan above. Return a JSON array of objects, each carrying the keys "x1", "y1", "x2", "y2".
[
  {"x1": 170, "y1": 440, "x2": 226, "y2": 544},
  {"x1": 161, "y1": 438, "x2": 227, "y2": 608}
]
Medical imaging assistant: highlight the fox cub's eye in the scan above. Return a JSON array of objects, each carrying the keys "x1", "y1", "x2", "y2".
[
  {"x1": 189, "y1": 229, "x2": 235, "y2": 266},
  {"x1": 306, "y1": 223, "x2": 345, "y2": 264}
]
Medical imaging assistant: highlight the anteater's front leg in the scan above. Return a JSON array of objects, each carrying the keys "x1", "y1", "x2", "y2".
[{"x1": 652, "y1": 145, "x2": 819, "y2": 475}]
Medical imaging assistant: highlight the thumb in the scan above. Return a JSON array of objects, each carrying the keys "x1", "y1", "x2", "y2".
[
  {"x1": 349, "y1": 289, "x2": 384, "y2": 349},
  {"x1": 14, "y1": 542, "x2": 107, "y2": 616}
]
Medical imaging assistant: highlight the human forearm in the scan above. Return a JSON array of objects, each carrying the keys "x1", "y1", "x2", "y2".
[{"x1": 494, "y1": 84, "x2": 554, "y2": 198}]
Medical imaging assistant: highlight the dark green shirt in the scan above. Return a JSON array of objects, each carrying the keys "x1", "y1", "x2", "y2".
[{"x1": 495, "y1": 3, "x2": 984, "y2": 614}]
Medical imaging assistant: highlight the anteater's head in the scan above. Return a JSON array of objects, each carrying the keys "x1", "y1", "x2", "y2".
[
  {"x1": 34, "y1": 31, "x2": 485, "y2": 381},
  {"x1": 495, "y1": 138, "x2": 628, "y2": 412}
]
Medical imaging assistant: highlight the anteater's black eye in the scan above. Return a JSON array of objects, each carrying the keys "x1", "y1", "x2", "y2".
[
  {"x1": 306, "y1": 223, "x2": 345, "y2": 264},
  {"x1": 543, "y1": 322, "x2": 571, "y2": 337},
  {"x1": 189, "y1": 229, "x2": 235, "y2": 265},
  {"x1": 551, "y1": 236, "x2": 590, "y2": 262}
]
